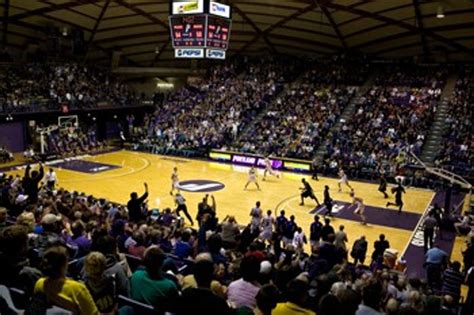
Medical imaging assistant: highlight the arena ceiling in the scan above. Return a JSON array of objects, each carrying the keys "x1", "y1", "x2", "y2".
[{"x1": 1, "y1": 0, "x2": 474, "y2": 67}]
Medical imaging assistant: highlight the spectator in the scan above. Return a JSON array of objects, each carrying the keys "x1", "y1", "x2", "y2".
[
  {"x1": 425, "y1": 242, "x2": 448, "y2": 290},
  {"x1": 130, "y1": 246, "x2": 179, "y2": 312},
  {"x1": 334, "y1": 225, "x2": 348, "y2": 251},
  {"x1": 34, "y1": 245, "x2": 98, "y2": 314},
  {"x1": 227, "y1": 255, "x2": 261, "y2": 309},
  {"x1": 84, "y1": 251, "x2": 117, "y2": 314},
  {"x1": 321, "y1": 218, "x2": 335, "y2": 242},
  {"x1": 351, "y1": 235, "x2": 368, "y2": 265},
  {"x1": 441, "y1": 261, "x2": 464, "y2": 302},
  {"x1": 172, "y1": 259, "x2": 231, "y2": 315},
  {"x1": 356, "y1": 279, "x2": 383, "y2": 315},
  {"x1": 255, "y1": 284, "x2": 280, "y2": 315},
  {"x1": 371, "y1": 234, "x2": 389, "y2": 263},
  {"x1": 272, "y1": 279, "x2": 315, "y2": 315},
  {"x1": 127, "y1": 183, "x2": 148, "y2": 222}
]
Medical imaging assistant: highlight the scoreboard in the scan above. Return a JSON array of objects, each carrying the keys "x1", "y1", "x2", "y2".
[
  {"x1": 206, "y1": 16, "x2": 231, "y2": 50},
  {"x1": 169, "y1": 0, "x2": 232, "y2": 59},
  {"x1": 169, "y1": 15, "x2": 206, "y2": 48}
]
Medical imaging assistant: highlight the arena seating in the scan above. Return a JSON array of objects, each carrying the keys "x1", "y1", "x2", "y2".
[
  {"x1": 0, "y1": 63, "x2": 140, "y2": 113},
  {"x1": 231, "y1": 60, "x2": 368, "y2": 159},
  {"x1": 132, "y1": 57, "x2": 303, "y2": 155},
  {"x1": 435, "y1": 71, "x2": 473, "y2": 176},
  {"x1": 320, "y1": 65, "x2": 447, "y2": 178}
]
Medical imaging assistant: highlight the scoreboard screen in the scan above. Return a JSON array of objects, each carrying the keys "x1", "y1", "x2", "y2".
[
  {"x1": 206, "y1": 16, "x2": 231, "y2": 50},
  {"x1": 169, "y1": 15, "x2": 207, "y2": 48}
]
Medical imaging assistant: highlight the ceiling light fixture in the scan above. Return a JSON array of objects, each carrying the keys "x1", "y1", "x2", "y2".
[
  {"x1": 436, "y1": 5, "x2": 445, "y2": 19},
  {"x1": 62, "y1": 27, "x2": 68, "y2": 36},
  {"x1": 155, "y1": 46, "x2": 160, "y2": 54}
]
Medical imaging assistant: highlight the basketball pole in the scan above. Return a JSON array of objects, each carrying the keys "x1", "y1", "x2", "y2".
[{"x1": 409, "y1": 151, "x2": 472, "y2": 213}]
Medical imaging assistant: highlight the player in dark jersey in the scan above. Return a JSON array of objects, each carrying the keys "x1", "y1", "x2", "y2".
[
  {"x1": 386, "y1": 181, "x2": 406, "y2": 213},
  {"x1": 323, "y1": 185, "x2": 333, "y2": 216},
  {"x1": 378, "y1": 173, "x2": 389, "y2": 198},
  {"x1": 299, "y1": 178, "x2": 320, "y2": 206}
]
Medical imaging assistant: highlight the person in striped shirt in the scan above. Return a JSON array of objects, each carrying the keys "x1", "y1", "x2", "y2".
[{"x1": 441, "y1": 261, "x2": 464, "y2": 302}]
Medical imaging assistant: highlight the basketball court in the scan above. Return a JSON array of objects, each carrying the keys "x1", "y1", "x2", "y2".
[{"x1": 4, "y1": 149, "x2": 469, "y2": 280}]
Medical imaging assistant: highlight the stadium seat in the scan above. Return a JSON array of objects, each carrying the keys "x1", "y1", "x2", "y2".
[{"x1": 117, "y1": 295, "x2": 158, "y2": 315}]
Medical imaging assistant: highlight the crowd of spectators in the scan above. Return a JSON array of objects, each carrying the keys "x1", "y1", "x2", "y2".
[
  {"x1": 0, "y1": 163, "x2": 473, "y2": 314},
  {"x1": 319, "y1": 65, "x2": 447, "y2": 178},
  {"x1": 435, "y1": 72, "x2": 473, "y2": 176},
  {"x1": 0, "y1": 63, "x2": 139, "y2": 113},
  {"x1": 39, "y1": 124, "x2": 104, "y2": 156},
  {"x1": 132, "y1": 57, "x2": 303, "y2": 154},
  {"x1": 231, "y1": 60, "x2": 368, "y2": 159}
]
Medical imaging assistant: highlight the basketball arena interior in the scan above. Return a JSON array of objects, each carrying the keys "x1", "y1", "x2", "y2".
[{"x1": 0, "y1": 0, "x2": 473, "y2": 314}]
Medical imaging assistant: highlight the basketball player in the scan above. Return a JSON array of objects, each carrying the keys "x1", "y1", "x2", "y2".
[
  {"x1": 300, "y1": 178, "x2": 321, "y2": 206},
  {"x1": 263, "y1": 157, "x2": 280, "y2": 181},
  {"x1": 45, "y1": 168, "x2": 57, "y2": 190},
  {"x1": 244, "y1": 166, "x2": 261, "y2": 190},
  {"x1": 170, "y1": 167, "x2": 179, "y2": 195},
  {"x1": 378, "y1": 173, "x2": 389, "y2": 198},
  {"x1": 323, "y1": 185, "x2": 333, "y2": 216},
  {"x1": 260, "y1": 210, "x2": 275, "y2": 242},
  {"x1": 337, "y1": 168, "x2": 354, "y2": 192},
  {"x1": 249, "y1": 201, "x2": 263, "y2": 234},
  {"x1": 350, "y1": 191, "x2": 366, "y2": 225},
  {"x1": 386, "y1": 181, "x2": 406, "y2": 213}
]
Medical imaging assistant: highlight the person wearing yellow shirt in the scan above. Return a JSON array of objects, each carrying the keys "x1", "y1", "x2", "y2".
[
  {"x1": 34, "y1": 245, "x2": 99, "y2": 315},
  {"x1": 272, "y1": 279, "x2": 315, "y2": 315}
]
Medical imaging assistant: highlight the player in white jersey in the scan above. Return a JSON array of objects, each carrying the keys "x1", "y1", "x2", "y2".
[
  {"x1": 244, "y1": 166, "x2": 261, "y2": 190},
  {"x1": 260, "y1": 210, "x2": 275, "y2": 241},
  {"x1": 337, "y1": 168, "x2": 354, "y2": 192},
  {"x1": 249, "y1": 201, "x2": 263, "y2": 234},
  {"x1": 350, "y1": 191, "x2": 366, "y2": 225},
  {"x1": 45, "y1": 168, "x2": 57, "y2": 190},
  {"x1": 263, "y1": 157, "x2": 280, "y2": 181},
  {"x1": 170, "y1": 167, "x2": 179, "y2": 195}
]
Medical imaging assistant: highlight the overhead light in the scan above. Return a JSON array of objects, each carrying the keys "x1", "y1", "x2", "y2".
[
  {"x1": 155, "y1": 46, "x2": 160, "y2": 54},
  {"x1": 436, "y1": 5, "x2": 445, "y2": 18},
  {"x1": 62, "y1": 27, "x2": 68, "y2": 36}
]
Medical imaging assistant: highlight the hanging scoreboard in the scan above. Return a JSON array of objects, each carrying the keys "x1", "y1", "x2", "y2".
[
  {"x1": 169, "y1": 15, "x2": 207, "y2": 48},
  {"x1": 169, "y1": 0, "x2": 232, "y2": 59}
]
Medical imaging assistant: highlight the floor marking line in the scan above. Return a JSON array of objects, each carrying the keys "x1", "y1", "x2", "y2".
[{"x1": 400, "y1": 192, "x2": 436, "y2": 257}]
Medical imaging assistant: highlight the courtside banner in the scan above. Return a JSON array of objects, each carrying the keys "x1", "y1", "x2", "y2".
[
  {"x1": 175, "y1": 48, "x2": 205, "y2": 58},
  {"x1": 209, "y1": 150, "x2": 311, "y2": 173}
]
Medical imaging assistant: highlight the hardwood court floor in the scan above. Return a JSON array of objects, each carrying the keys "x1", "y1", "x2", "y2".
[{"x1": 8, "y1": 150, "x2": 435, "y2": 256}]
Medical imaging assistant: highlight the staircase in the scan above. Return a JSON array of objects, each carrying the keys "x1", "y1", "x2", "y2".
[
  {"x1": 419, "y1": 75, "x2": 458, "y2": 165},
  {"x1": 313, "y1": 72, "x2": 378, "y2": 158}
]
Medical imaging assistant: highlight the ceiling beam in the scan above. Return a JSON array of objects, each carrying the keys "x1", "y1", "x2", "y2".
[
  {"x1": 238, "y1": 2, "x2": 318, "y2": 53},
  {"x1": 233, "y1": 6, "x2": 277, "y2": 54},
  {"x1": 317, "y1": 2, "x2": 347, "y2": 50},
  {"x1": 322, "y1": 2, "x2": 473, "y2": 56},
  {"x1": 6, "y1": 0, "x2": 101, "y2": 22},
  {"x1": 352, "y1": 22, "x2": 474, "y2": 50},
  {"x1": 152, "y1": 38, "x2": 170, "y2": 66},
  {"x1": 413, "y1": 0, "x2": 429, "y2": 58},
  {"x1": 2, "y1": 0, "x2": 10, "y2": 47},
  {"x1": 113, "y1": 0, "x2": 168, "y2": 30},
  {"x1": 84, "y1": 0, "x2": 111, "y2": 60}
]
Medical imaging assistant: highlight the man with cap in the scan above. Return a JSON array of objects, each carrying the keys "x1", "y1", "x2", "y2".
[{"x1": 34, "y1": 213, "x2": 64, "y2": 254}]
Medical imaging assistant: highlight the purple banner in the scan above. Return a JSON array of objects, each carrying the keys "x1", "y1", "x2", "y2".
[{"x1": 0, "y1": 122, "x2": 25, "y2": 152}]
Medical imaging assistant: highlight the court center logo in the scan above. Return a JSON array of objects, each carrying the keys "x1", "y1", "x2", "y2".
[{"x1": 178, "y1": 180, "x2": 225, "y2": 192}]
